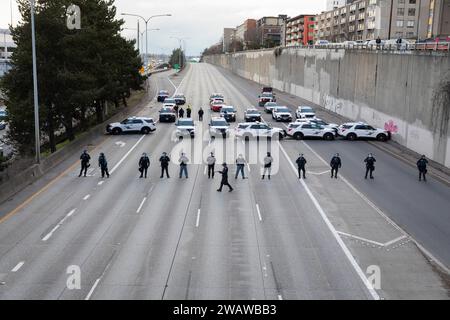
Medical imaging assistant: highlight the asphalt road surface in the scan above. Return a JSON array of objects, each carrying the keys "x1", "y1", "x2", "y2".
[{"x1": 0, "y1": 64, "x2": 448, "y2": 300}]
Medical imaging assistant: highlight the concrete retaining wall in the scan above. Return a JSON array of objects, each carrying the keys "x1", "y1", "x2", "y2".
[{"x1": 204, "y1": 48, "x2": 450, "y2": 168}]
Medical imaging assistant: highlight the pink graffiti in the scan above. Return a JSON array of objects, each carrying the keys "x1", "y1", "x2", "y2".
[{"x1": 384, "y1": 120, "x2": 398, "y2": 133}]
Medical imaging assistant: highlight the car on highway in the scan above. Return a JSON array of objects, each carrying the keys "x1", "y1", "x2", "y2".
[
  {"x1": 0, "y1": 121, "x2": 6, "y2": 130},
  {"x1": 210, "y1": 99, "x2": 225, "y2": 112},
  {"x1": 264, "y1": 101, "x2": 278, "y2": 114},
  {"x1": 0, "y1": 109, "x2": 6, "y2": 130},
  {"x1": 159, "y1": 106, "x2": 177, "y2": 123},
  {"x1": 338, "y1": 122, "x2": 390, "y2": 141},
  {"x1": 272, "y1": 106, "x2": 293, "y2": 122},
  {"x1": 296, "y1": 106, "x2": 316, "y2": 119},
  {"x1": 244, "y1": 108, "x2": 262, "y2": 122},
  {"x1": 209, "y1": 116, "x2": 230, "y2": 138},
  {"x1": 295, "y1": 118, "x2": 339, "y2": 131},
  {"x1": 286, "y1": 122, "x2": 336, "y2": 140},
  {"x1": 219, "y1": 105, "x2": 237, "y2": 122},
  {"x1": 174, "y1": 94, "x2": 186, "y2": 105},
  {"x1": 175, "y1": 118, "x2": 196, "y2": 138},
  {"x1": 157, "y1": 90, "x2": 170, "y2": 102},
  {"x1": 261, "y1": 86, "x2": 274, "y2": 94},
  {"x1": 209, "y1": 93, "x2": 224, "y2": 102},
  {"x1": 258, "y1": 92, "x2": 276, "y2": 107},
  {"x1": 163, "y1": 98, "x2": 177, "y2": 105},
  {"x1": 315, "y1": 40, "x2": 330, "y2": 47},
  {"x1": 235, "y1": 122, "x2": 285, "y2": 140},
  {"x1": 107, "y1": 116, "x2": 156, "y2": 135}
]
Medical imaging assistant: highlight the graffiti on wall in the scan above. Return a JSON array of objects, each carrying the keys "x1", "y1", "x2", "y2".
[{"x1": 384, "y1": 120, "x2": 398, "y2": 134}]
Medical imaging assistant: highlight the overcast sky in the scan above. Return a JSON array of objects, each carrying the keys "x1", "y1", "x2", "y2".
[{"x1": 0, "y1": 0, "x2": 326, "y2": 55}]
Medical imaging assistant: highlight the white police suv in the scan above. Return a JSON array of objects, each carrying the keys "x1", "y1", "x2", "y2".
[{"x1": 107, "y1": 117, "x2": 156, "y2": 135}]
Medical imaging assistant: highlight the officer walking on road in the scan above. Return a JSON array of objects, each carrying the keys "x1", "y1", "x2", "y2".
[
  {"x1": 159, "y1": 152, "x2": 171, "y2": 179},
  {"x1": 330, "y1": 153, "x2": 342, "y2": 179},
  {"x1": 198, "y1": 107, "x2": 204, "y2": 121},
  {"x1": 139, "y1": 153, "x2": 150, "y2": 179},
  {"x1": 364, "y1": 153, "x2": 376, "y2": 179},
  {"x1": 217, "y1": 163, "x2": 234, "y2": 192},
  {"x1": 179, "y1": 153, "x2": 189, "y2": 179},
  {"x1": 207, "y1": 152, "x2": 216, "y2": 179},
  {"x1": 79, "y1": 150, "x2": 91, "y2": 177},
  {"x1": 98, "y1": 153, "x2": 110, "y2": 179},
  {"x1": 296, "y1": 153, "x2": 307, "y2": 179},
  {"x1": 178, "y1": 107, "x2": 185, "y2": 118},
  {"x1": 417, "y1": 155, "x2": 429, "y2": 182},
  {"x1": 235, "y1": 154, "x2": 246, "y2": 179},
  {"x1": 187, "y1": 105, "x2": 192, "y2": 118},
  {"x1": 262, "y1": 152, "x2": 273, "y2": 180}
]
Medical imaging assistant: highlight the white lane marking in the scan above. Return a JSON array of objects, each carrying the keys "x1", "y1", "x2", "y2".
[
  {"x1": 42, "y1": 208, "x2": 78, "y2": 242},
  {"x1": 278, "y1": 142, "x2": 380, "y2": 300},
  {"x1": 195, "y1": 209, "x2": 201, "y2": 228},
  {"x1": 310, "y1": 170, "x2": 330, "y2": 176},
  {"x1": 98, "y1": 181, "x2": 105, "y2": 186},
  {"x1": 256, "y1": 204, "x2": 263, "y2": 222},
  {"x1": 85, "y1": 279, "x2": 100, "y2": 300},
  {"x1": 136, "y1": 197, "x2": 147, "y2": 214},
  {"x1": 11, "y1": 261, "x2": 25, "y2": 272},
  {"x1": 278, "y1": 295, "x2": 283, "y2": 300},
  {"x1": 204, "y1": 166, "x2": 207, "y2": 175},
  {"x1": 337, "y1": 231, "x2": 385, "y2": 247},
  {"x1": 110, "y1": 135, "x2": 146, "y2": 174},
  {"x1": 384, "y1": 236, "x2": 408, "y2": 247},
  {"x1": 83, "y1": 194, "x2": 91, "y2": 201},
  {"x1": 115, "y1": 141, "x2": 126, "y2": 148},
  {"x1": 167, "y1": 76, "x2": 177, "y2": 91}
]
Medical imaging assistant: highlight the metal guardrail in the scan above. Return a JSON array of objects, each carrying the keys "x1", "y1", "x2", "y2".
[{"x1": 285, "y1": 42, "x2": 450, "y2": 52}]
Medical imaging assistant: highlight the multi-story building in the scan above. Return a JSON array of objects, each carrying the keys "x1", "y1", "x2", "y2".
[
  {"x1": 285, "y1": 15, "x2": 317, "y2": 46},
  {"x1": 223, "y1": 28, "x2": 236, "y2": 52},
  {"x1": 317, "y1": 0, "x2": 441, "y2": 42},
  {"x1": 327, "y1": 0, "x2": 348, "y2": 11},
  {"x1": 256, "y1": 15, "x2": 287, "y2": 47},
  {"x1": 235, "y1": 19, "x2": 257, "y2": 49},
  {"x1": 0, "y1": 29, "x2": 15, "y2": 60},
  {"x1": 426, "y1": 0, "x2": 450, "y2": 38}
]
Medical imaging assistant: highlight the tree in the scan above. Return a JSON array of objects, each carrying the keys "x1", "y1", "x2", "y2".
[
  {"x1": 0, "y1": 0, "x2": 145, "y2": 154},
  {"x1": 169, "y1": 48, "x2": 185, "y2": 69}
]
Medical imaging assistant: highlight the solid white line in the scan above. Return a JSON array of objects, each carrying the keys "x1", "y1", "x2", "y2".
[
  {"x1": 196, "y1": 209, "x2": 201, "y2": 228},
  {"x1": 278, "y1": 141, "x2": 380, "y2": 300},
  {"x1": 256, "y1": 204, "x2": 263, "y2": 222},
  {"x1": 383, "y1": 236, "x2": 408, "y2": 247},
  {"x1": 110, "y1": 135, "x2": 146, "y2": 174},
  {"x1": 83, "y1": 194, "x2": 91, "y2": 201},
  {"x1": 204, "y1": 166, "x2": 207, "y2": 175},
  {"x1": 85, "y1": 278, "x2": 100, "y2": 300},
  {"x1": 337, "y1": 231, "x2": 385, "y2": 247},
  {"x1": 310, "y1": 170, "x2": 330, "y2": 176},
  {"x1": 11, "y1": 261, "x2": 25, "y2": 272},
  {"x1": 167, "y1": 77, "x2": 177, "y2": 91},
  {"x1": 136, "y1": 197, "x2": 147, "y2": 214}
]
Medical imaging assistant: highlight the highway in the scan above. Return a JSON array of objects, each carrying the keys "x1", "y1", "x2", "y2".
[{"x1": 0, "y1": 63, "x2": 448, "y2": 300}]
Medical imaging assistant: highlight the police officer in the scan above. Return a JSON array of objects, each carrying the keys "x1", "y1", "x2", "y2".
[
  {"x1": 235, "y1": 154, "x2": 246, "y2": 179},
  {"x1": 198, "y1": 107, "x2": 204, "y2": 121},
  {"x1": 178, "y1": 107, "x2": 185, "y2": 118},
  {"x1": 217, "y1": 163, "x2": 233, "y2": 192},
  {"x1": 159, "y1": 152, "x2": 171, "y2": 179},
  {"x1": 207, "y1": 152, "x2": 216, "y2": 179},
  {"x1": 98, "y1": 153, "x2": 110, "y2": 179},
  {"x1": 186, "y1": 105, "x2": 192, "y2": 118},
  {"x1": 330, "y1": 153, "x2": 342, "y2": 179},
  {"x1": 364, "y1": 153, "x2": 376, "y2": 179},
  {"x1": 417, "y1": 155, "x2": 429, "y2": 182},
  {"x1": 296, "y1": 153, "x2": 307, "y2": 179},
  {"x1": 262, "y1": 152, "x2": 273, "y2": 180},
  {"x1": 139, "y1": 153, "x2": 150, "y2": 179},
  {"x1": 179, "y1": 153, "x2": 189, "y2": 179},
  {"x1": 79, "y1": 150, "x2": 91, "y2": 177}
]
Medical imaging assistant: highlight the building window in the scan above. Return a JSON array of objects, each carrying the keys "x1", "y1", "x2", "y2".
[
  {"x1": 407, "y1": 20, "x2": 415, "y2": 28},
  {"x1": 398, "y1": 0, "x2": 405, "y2": 4},
  {"x1": 396, "y1": 20, "x2": 404, "y2": 27},
  {"x1": 409, "y1": 0, "x2": 416, "y2": 4},
  {"x1": 397, "y1": 8, "x2": 405, "y2": 16},
  {"x1": 408, "y1": 8, "x2": 416, "y2": 16}
]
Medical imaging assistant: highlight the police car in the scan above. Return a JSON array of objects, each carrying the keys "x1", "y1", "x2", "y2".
[
  {"x1": 235, "y1": 122, "x2": 285, "y2": 140},
  {"x1": 175, "y1": 118, "x2": 196, "y2": 138},
  {"x1": 272, "y1": 106, "x2": 293, "y2": 122},
  {"x1": 107, "y1": 117, "x2": 156, "y2": 135},
  {"x1": 264, "y1": 102, "x2": 278, "y2": 114},
  {"x1": 296, "y1": 106, "x2": 316, "y2": 119},
  {"x1": 286, "y1": 122, "x2": 336, "y2": 140},
  {"x1": 244, "y1": 108, "x2": 262, "y2": 122},
  {"x1": 209, "y1": 117, "x2": 230, "y2": 138},
  {"x1": 338, "y1": 122, "x2": 390, "y2": 141},
  {"x1": 157, "y1": 90, "x2": 170, "y2": 102},
  {"x1": 220, "y1": 105, "x2": 237, "y2": 122}
]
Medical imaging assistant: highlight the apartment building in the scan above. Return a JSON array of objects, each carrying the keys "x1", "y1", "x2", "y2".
[
  {"x1": 327, "y1": 0, "x2": 348, "y2": 11},
  {"x1": 235, "y1": 19, "x2": 257, "y2": 49},
  {"x1": 285, "y1": 15, "x2": 317, "y2": 46},
  {"x1": 256, "y1": 15, "x2": 287, "y2": 47},
  {"x1": 427, "y1": 0, "x2": 450, "y2": 37},
  {"x1": 223, "y1": 28, "x2": 235, "y2": 52},
  {"x1": 317, "y1": 0, "x2": 438, "y2": 42}
]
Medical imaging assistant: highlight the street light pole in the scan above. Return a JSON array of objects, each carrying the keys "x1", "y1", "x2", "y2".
[{"x1": 30, "y1": 0, "x2": 40, "y2": 163}]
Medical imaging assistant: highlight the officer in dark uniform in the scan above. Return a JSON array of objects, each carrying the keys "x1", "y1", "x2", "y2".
[
  {"x1": 79, "y1": 150, "x2": 91, "y2": 177},
  {"x1": 139, "y1": 153, "x2": 150, "y2": 179},
  {"x1": 159, "y1": 152, "x2": 171, "y2": 178},
  {"x1": 417, "y1": 155, "x2": 429, "y2": 182},
  {"x1": 98, "y1": 153, "x2": 110, "y2": 178},
  {"x1": 296, "y1": 153, "x2": 307, "y2": 179},
  {"x1": 217, "y1": 163, "x2": 233, "y2": 192},
  {"x1": 364, "y1": 153, "x2": 376, "y2": 179},
  {"x1": 198, "y1": 107, "x2": 204, "y2": 121},
  {"x1": 178, "y1": 107, "x2": 185, "y2": 118},
  {"x1": 330, "y1": 153, "x2": 342, "y2": 179}
]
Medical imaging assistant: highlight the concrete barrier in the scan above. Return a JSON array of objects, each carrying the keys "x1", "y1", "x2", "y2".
[{"x1": 204, "y1": 48, "x2": 450, "y2": 168}]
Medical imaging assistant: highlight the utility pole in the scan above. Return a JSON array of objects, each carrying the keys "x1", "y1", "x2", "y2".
[
  {"x1": 30, "y1": 0, "x2": 40, "y2": 163},
  {"x1": 137, "y1": 20, "x2": 140, "y2": 54}
]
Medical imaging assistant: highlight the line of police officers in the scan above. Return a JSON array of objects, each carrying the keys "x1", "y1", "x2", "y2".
[{"x1": 79, "y1": 150, "x2": 431, "y2": 186}]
